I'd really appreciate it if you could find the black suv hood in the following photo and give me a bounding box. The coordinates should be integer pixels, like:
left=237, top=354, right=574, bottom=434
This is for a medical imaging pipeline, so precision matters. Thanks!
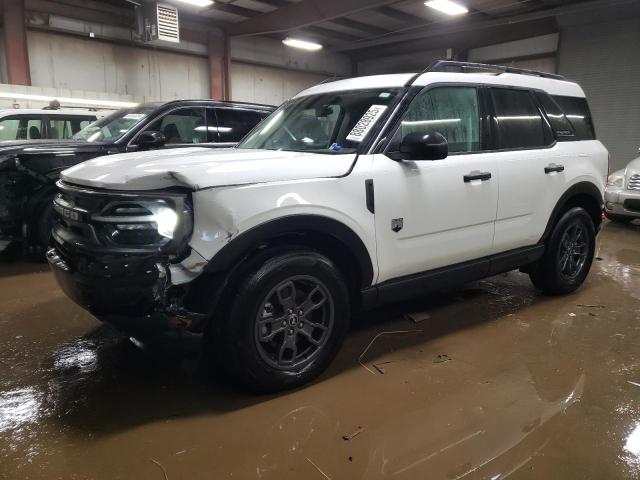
left=0, top=139, right=111, bottom=156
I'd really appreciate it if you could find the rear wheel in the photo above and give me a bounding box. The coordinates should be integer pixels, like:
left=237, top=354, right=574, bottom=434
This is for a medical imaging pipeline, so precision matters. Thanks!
left=209, top=250, right=350, bottom=393
left=530, top=207, right=595, bottom=295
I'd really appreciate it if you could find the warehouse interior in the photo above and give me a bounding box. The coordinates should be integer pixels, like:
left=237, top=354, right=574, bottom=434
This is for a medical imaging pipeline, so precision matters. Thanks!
left=1, top=0, right=640, bottom=478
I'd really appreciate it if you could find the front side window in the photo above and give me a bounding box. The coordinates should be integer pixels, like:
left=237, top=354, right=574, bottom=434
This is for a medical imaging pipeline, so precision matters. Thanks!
left=392, top=86, right=481, bottom=153
left=239, top=89, right=401, bottom=154
left=144, top=107, right=207, bottom=144
left=491, top=88, right=546, bottom=149
left=73, top=104, right=159, bottom=142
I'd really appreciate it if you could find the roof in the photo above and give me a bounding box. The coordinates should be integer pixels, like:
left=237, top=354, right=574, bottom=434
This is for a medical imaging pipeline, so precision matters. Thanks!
left=157, top=99, right=276, bottom=111
left=295, top=70, right=585, bottom=99
left=0, top=109, right=99, bottom=117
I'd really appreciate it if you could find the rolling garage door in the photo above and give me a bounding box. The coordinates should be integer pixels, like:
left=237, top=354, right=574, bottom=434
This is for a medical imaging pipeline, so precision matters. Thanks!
left=558, top=17, right=640, bottom=171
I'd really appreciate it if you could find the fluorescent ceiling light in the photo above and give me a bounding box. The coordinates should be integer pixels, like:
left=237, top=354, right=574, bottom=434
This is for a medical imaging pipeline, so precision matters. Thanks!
left=171, top=0, right=214, bottom=7
left=0, top=92, right=137, bottom=109
left=282, top=37, right=323, bottom=51
left=425, top=0, right=468, bottom=15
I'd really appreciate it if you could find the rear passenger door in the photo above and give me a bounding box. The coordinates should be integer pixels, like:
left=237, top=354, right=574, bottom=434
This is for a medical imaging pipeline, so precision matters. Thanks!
left=490, top=87, right=566, bottom=254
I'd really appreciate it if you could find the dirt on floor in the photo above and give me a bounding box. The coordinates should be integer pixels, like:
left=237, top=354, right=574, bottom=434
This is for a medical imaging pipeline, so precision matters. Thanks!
left=1, top=221, right=639, bottom=480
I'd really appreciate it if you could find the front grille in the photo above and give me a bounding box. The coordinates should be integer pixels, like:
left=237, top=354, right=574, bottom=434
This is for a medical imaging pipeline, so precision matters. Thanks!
left=628, top=174, right=640, bottom=191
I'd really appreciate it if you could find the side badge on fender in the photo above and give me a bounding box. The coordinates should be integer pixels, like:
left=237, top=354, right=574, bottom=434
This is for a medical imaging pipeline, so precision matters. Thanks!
left=391, top=218, right=403, bottom=233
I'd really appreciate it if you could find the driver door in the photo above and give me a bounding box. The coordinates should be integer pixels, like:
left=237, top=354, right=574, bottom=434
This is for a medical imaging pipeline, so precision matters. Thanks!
left=371, top=85, right=499, bottom=284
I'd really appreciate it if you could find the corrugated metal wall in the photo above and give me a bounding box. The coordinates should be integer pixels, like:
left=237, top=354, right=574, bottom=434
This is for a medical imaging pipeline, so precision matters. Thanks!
left=558, top=17, right=640, bottom=170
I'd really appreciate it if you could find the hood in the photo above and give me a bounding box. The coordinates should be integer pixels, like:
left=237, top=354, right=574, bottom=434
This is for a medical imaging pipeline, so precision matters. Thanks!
left=0, top=139, right=106, bottom=156
left=61, top=148, right=356, bottom=190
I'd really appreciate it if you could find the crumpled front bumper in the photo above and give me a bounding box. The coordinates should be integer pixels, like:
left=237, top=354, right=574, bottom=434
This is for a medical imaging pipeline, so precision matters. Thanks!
left=47, top=243, right=180, bottom=335
left=605, top=186, right=640, bottom=219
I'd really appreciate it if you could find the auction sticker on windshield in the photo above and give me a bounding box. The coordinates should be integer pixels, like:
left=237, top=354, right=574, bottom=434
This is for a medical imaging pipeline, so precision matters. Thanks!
left=346, top=105, right=388, bottom=143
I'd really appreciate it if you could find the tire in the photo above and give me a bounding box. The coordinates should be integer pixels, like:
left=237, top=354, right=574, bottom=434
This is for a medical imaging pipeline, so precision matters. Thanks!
left=34, top=199, right=55, bottom=252
left=605, top=213, right=633, bottom=224
left=208, top=249, right=350, bottom=393
left=529, top=207, right=595, bottom=295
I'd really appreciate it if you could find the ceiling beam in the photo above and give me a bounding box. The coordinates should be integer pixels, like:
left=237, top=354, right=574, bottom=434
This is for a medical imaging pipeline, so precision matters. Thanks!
left=353, top=18, right=558, bottom=60
left=226, top=0, right=402, bottom=37
left=374, top=5, right=423, bottom=25
left=338, top=0, right=625, bottom=52
left=329, top=18, right=391, bottom=36
left=203, top=2, right=260, bottom=18
left=304, top=26, right=362, bottom=43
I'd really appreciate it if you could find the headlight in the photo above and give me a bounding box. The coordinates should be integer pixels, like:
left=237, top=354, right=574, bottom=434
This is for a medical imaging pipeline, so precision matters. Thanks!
left=91, top=197, right=192, bottom=250
left=150, top=205, right=179, bottom=239
left=607, top=173, right=625, bottom=188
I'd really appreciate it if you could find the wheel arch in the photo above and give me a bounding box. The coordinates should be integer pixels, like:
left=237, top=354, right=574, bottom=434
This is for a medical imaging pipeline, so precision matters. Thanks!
left=540, top=181, right=603, bottom=243
left=202, top=214, right=375, bottom=291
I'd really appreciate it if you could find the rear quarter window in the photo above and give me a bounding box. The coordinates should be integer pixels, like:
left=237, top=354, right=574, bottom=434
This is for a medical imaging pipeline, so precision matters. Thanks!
left=551, top=95, right=596, bottom=140
left=534, top=92, right=575, bottom=141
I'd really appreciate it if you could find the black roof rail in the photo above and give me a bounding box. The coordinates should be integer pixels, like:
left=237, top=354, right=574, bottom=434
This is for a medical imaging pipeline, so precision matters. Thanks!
left=405, top=60, right=566, bottom=86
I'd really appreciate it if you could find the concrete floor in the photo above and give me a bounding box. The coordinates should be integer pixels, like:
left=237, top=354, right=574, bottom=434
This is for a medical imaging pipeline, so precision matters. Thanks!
left=0, top=221, right=639, bottom=479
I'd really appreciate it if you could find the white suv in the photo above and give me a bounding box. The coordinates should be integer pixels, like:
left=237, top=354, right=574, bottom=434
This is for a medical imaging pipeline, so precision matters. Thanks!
left=48, top=61, right=608, bottom=392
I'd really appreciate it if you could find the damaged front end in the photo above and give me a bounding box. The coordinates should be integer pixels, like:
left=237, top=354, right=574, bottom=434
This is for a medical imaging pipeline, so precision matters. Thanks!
left=0, top=154, right=26, bottom=251
left=47, top=181, right=208, bottom=336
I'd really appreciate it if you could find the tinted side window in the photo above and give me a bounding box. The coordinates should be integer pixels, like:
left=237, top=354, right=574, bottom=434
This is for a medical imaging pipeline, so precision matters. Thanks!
left=551, top=95, right=596, bottom=140
left=491, top=89, right=546, bottom=149
left=215, top=109, right=265, bottom=143
left=146, top=108, right=206, bottom=144
left=534, top=92, right=575, bottom=141
left=394, top=86, right=481, bottom=153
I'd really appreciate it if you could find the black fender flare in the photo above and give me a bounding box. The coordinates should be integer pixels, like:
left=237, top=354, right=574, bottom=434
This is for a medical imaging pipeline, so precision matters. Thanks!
left=203, top=214, right=375, bottom=288
left=539, top=181, right=604, bottom=243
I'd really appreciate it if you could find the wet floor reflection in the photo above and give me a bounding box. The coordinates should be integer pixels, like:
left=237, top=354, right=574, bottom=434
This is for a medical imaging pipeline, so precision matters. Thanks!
left=1, top=221, right=639, bottom=479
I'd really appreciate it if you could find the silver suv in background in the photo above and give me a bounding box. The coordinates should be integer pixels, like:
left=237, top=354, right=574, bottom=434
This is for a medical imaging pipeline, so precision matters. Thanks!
left=605, top=151, right=640, bottom=223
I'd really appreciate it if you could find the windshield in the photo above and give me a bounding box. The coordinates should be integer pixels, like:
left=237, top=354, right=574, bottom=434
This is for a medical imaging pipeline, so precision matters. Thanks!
left=72, top=104, right=160, bottom=142
left=239, top=89, right=401, bottom=154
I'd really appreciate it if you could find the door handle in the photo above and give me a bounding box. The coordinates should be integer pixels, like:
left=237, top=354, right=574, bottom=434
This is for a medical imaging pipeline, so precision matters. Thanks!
left=545, top=164, right=565, bottom=174
left=464, top=171, right=492, bottom=182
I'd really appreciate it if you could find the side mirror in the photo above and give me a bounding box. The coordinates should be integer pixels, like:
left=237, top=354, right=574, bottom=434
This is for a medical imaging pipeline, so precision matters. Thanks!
left=399, top=131, right=448, bottom=161
left=137, top=130, right=166, bottom=150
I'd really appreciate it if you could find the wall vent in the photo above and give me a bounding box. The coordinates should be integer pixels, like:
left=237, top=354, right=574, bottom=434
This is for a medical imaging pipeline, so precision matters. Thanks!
left=143, top=2, right=180, bottom=45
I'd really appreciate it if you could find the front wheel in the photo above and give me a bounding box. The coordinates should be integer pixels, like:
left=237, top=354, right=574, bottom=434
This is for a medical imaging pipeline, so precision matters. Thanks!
left=530, top=207, right=595, bottom=295
left=210, top=250, right=350, bottom=393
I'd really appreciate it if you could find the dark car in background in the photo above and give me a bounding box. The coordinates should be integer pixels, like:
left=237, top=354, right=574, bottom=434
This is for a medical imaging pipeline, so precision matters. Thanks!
left=0, top=99, right=275, bottom=253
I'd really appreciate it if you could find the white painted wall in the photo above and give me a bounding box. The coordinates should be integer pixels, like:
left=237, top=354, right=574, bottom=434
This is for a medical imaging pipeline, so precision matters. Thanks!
left=468, top=34, right=559, bottom=63
left=0, top=29, right=351, bottom=108
left=27, top=30, right=210, bottom=100
left=357, top=48, right=446, bottom=75
left=230, top=62, right=325, bottom=105
left=230, top=36, right=352, bottom=77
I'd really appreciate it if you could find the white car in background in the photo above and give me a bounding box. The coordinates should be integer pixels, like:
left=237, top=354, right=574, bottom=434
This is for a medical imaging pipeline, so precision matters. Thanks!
left=605, top=152, right=640, bottom=223
left=0, top=109, right=100, bottom=141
